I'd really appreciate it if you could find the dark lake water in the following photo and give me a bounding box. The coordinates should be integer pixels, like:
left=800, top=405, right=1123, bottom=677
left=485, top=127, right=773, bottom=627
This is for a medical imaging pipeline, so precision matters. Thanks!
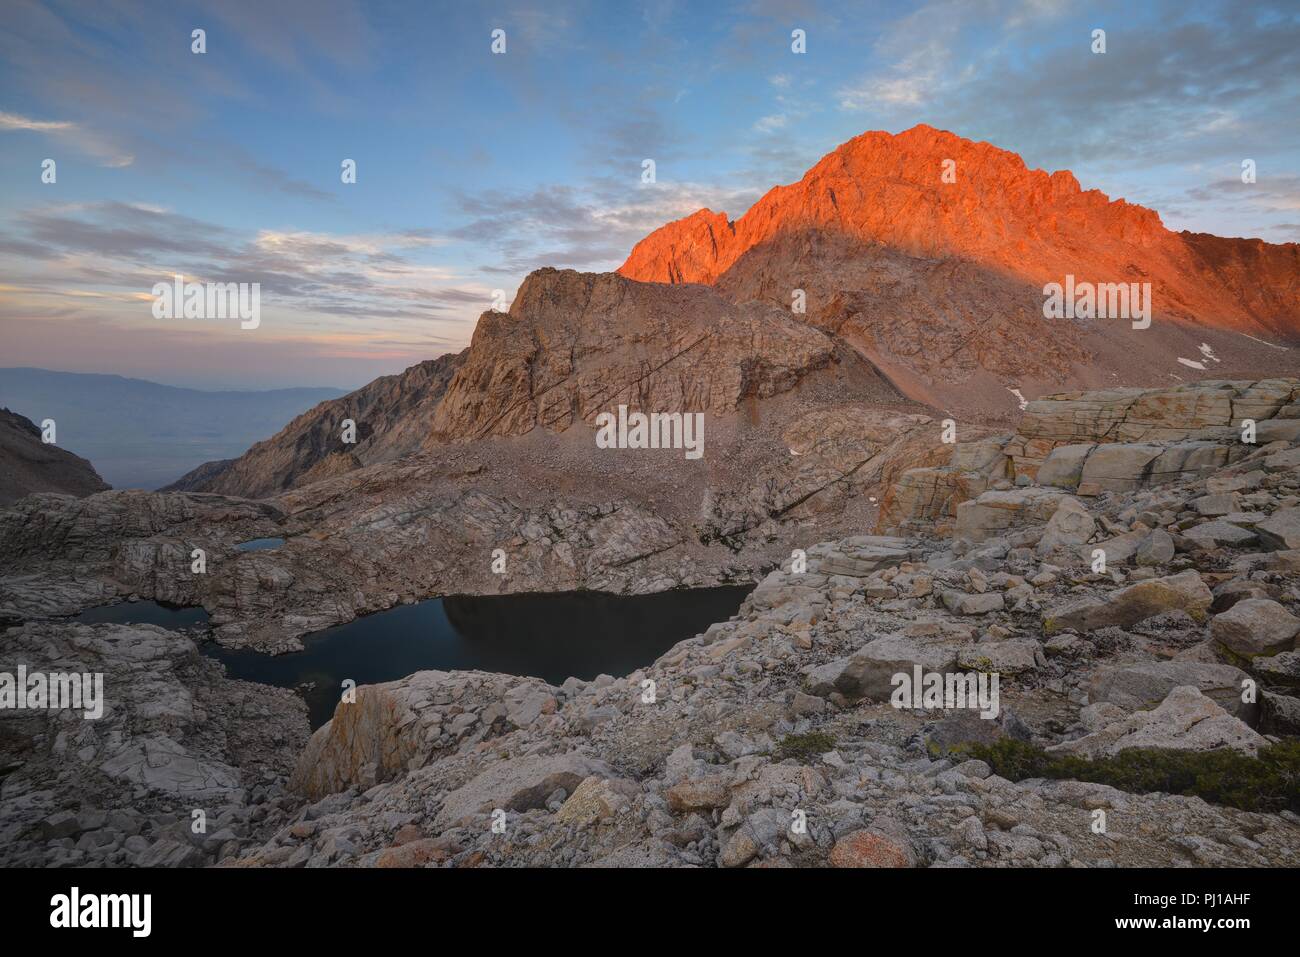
left=75, top=587, right=751, bottom=729
left=74, top=601, right=211, bottom=629
left=235, top=537, right=285, bottom=551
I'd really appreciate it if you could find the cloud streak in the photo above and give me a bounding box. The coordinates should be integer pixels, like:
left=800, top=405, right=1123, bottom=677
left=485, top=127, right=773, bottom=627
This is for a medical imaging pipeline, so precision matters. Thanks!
left=0, top=110, right=134, bottom=166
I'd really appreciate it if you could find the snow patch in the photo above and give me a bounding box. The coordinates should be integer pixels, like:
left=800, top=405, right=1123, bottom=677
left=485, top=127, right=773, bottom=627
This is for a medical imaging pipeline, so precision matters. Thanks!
left=1197, top=343, right=1220, bottom=363
left=1238, top=331, right=1288, bottom=351
left=1177, top=357, right=1207, bottom=371
left=1007, top=387, right=1029, bottom=411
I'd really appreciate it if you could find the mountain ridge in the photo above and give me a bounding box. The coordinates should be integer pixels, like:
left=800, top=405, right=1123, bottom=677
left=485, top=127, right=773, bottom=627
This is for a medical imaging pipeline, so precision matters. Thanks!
left=0, top=407, right=109, bottom=504
left=619, top=124, right=1298, bottom=338
left=165, top=125, right=1298, bottom=499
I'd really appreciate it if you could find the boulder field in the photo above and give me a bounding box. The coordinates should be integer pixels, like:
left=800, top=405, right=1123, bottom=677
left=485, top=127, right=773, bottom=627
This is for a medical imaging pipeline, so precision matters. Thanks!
left=2, top=378, right=1299, bottom=867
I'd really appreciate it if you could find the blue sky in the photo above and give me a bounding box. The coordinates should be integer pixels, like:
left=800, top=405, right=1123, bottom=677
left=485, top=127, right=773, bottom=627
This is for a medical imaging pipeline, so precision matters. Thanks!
left=1, top=0, right=1297, bottom=389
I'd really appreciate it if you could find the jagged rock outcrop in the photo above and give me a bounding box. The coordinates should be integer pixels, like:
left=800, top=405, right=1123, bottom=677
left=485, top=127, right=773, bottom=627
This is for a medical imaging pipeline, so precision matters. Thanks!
left=1085, top=660, right=1254, bottom=720
left=1044, top=571, right=1213, bottom=633
left=166, top=352, right=466, bottom=498
left=877, top=378, right=1300, bottom=534
left=429, top=269, right=836, bottom=443
left=290, top=671, right=561, bottom=800
left=873, top=434, right=1011, bottom=536
left=0, top=408, right=109, bottom=505
left=1010, top=378, right=1298, bottom=478
left=1049, top=686, right=1267, bottom=759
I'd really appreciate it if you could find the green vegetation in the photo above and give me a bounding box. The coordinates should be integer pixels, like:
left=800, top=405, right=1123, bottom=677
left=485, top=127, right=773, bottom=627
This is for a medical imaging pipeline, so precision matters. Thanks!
left=959, top=738, right=1300, bottom=814
left=775, top=731, right=837, bottom=762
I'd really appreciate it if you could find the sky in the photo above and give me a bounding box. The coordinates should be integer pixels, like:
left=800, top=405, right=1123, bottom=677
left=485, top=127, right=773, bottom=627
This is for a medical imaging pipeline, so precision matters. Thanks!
left=1, top=0, right=1297, bottom=390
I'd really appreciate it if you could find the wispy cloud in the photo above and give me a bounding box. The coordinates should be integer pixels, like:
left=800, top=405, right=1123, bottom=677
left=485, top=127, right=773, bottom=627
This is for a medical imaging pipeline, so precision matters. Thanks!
left=0, top=201, right=484, bottom=331
left=0, top=110, right=134, bottom=166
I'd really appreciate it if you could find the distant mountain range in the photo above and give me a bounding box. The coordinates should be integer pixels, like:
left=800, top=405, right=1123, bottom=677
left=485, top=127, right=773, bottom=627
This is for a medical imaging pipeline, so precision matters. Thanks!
left=0, top=368, right=345, bottom=491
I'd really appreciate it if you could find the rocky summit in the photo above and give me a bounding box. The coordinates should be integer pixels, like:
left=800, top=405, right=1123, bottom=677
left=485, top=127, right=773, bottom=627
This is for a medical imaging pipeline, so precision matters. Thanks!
left=620, top=125, right=1299, bottom=415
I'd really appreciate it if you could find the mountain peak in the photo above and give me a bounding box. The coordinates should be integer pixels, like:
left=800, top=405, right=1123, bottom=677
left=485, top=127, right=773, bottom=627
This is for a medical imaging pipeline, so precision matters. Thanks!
left=617, top=126, right=1300, bottom=344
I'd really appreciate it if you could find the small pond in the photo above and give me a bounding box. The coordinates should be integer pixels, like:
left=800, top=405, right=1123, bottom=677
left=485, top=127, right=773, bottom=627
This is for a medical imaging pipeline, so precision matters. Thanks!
left=235, top=537, right=285, bottom=551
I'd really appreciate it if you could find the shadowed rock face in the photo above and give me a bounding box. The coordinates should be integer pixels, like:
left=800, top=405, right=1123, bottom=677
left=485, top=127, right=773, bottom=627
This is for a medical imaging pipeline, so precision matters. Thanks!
left=165, top=352, right=466, bottom=499
left=0, top=621, right=308, bottom=868
left=0, top=408, right=109, bottom=505
left=165, top=271, right=844, bottom=496
left=428, top=269, right=837, bottom=443
left=0, top=392, right=943, bottom=652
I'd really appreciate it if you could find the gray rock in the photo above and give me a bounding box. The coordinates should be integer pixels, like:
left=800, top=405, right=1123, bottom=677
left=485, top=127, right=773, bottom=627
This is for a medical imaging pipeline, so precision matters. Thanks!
left=1251, top=650, right=1300, bottom=687
left=1258, top=508, right=1300, bottom=550
left=1260, top=691, right=1300, bottom=735
left=1077, top=443, right=1163, bottom=495
left=957, top=640, right=1044, bottom=675
left=1086, top=661, right=1253, bottom=720
left=1192, top=493, right=1239, bottom=517
left=838, top=635, right=960, bottom=701
left=1134, top=529, right=1175, bottom=566
left=804, top=658, right=850, bottom=697
left=135, top=838, right=207, bottom=868
left=1048, top=686, right=1266, bottom=758
left=941, top=591, right=1005, bottom=615
left=1211, top=599, right=1300, bottom=659
left=1183, top=521, right=1257, bottom=548
left=41, top=811, right=81, bottom=841
left=435, top=753, right=616, bottom=826
left=1035, top=496, right=1095, bottom=556
left=1036, top=444, right=1095, bottom=490
left=954, top=487, right=1066, bottom=542
left=1045, top=570, right=1212, bottom=634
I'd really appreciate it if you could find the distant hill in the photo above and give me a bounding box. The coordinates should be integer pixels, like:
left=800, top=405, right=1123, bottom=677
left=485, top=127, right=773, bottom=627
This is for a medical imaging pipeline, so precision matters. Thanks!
left=164, top=353, right=465, bottom=498
left=0, top=407, right=109, bottom=505
left=0, top=368, right=345, bottom=490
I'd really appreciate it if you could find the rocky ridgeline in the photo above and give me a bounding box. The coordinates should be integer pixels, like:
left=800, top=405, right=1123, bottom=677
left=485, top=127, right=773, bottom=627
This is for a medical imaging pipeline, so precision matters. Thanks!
left=165, top=353, right=466, bottom=499
left=878, top=378, right=1300, bottom=535
left=0, top=408, right=108, bottom=506
left=193, top=382, right=1299, bottom=869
